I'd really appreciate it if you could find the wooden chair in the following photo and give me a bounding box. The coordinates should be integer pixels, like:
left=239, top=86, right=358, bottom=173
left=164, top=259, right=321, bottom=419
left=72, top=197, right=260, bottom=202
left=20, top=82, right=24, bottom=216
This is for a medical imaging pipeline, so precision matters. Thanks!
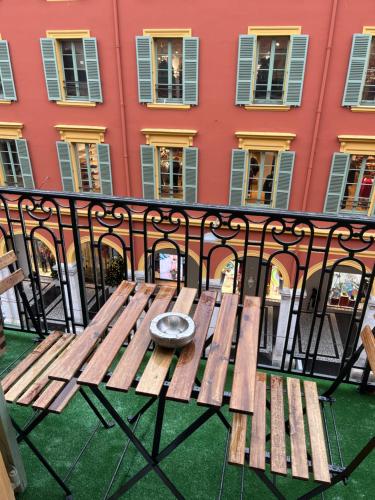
left=228, top=325, right=375, bottom=499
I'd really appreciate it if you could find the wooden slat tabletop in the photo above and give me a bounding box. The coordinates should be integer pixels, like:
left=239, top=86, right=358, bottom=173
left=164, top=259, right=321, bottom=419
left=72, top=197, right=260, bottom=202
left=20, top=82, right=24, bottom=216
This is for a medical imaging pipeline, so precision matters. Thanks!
left=270, top=376, right=287, bottom=475
left=49, top=280, right=135, bottom=382
left=197, top=293, right=239, bottom=408
left=287, top=377, right=309, bottom=480
left=249, top=372, right=267, bottom=470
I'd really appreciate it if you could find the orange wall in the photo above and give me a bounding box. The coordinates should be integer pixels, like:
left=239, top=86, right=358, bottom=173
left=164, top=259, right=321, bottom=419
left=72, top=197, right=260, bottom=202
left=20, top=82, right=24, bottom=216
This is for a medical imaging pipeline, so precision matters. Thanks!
left=1, top=0, right=374, bottom=212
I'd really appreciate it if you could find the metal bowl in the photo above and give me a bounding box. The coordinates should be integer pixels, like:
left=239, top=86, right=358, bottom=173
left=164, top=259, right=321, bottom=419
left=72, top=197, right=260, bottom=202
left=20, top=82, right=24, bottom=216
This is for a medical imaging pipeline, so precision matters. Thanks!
left=150, top=312, right=195, bottom=348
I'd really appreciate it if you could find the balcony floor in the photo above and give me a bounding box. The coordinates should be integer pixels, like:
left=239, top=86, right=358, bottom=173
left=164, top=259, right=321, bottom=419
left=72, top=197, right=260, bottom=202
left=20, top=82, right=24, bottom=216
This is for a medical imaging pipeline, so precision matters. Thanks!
left=1, top=330, right=374, bottom=500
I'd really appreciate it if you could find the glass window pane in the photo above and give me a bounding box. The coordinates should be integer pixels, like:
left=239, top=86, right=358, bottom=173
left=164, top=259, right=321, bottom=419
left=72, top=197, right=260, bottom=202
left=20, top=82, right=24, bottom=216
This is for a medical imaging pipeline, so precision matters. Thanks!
left=75, top=143, right=100, bottom=193
left=158, top=147, right=183, bottom=199
left=362, top=39, right=375, bottom=102
left=155, top=38, right=183, bottom=101
left=247, top=151, right=277, bottom=206
left=342, top=155, right=375, bottom=213
left=0, top=139, right=23, bottom=187
left=61, top=39, right=88, bottom=100
left=255, top=36, right=288, bottom=103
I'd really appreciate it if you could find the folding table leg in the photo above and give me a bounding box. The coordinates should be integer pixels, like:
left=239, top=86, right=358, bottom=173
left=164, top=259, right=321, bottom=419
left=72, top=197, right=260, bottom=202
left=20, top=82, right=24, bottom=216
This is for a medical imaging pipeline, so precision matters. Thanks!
left=127, top=395, right=157, bottom=424
left=79, top=387, right=114, bottom=429
left=253, top=469, right=286, bottom=500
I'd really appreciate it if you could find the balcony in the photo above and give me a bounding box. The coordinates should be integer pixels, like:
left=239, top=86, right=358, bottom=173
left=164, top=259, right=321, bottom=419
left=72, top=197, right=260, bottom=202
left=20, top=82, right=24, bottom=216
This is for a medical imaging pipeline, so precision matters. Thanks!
left=0, top=187, right=374, bottom=498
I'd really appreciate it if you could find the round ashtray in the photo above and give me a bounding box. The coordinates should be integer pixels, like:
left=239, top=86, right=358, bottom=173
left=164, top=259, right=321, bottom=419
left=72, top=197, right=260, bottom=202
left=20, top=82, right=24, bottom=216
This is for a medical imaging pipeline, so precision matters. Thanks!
left=150, top=312, right=195, bottom=348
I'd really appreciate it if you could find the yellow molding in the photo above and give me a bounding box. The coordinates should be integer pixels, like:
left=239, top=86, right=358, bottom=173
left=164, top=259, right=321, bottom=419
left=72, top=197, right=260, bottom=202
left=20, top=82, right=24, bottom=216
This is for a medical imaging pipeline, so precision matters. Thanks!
left=46, top=29, right=90, bottom=39
left=56, top=100, right=96, bottom=108
left=244, top=105, right=291, bottom=111
left=146, top=103, right=191, bottom=110
left=142, top=128, right=197, bottom=147
left=55, top=124, right=106, bottom=143
left=350, top=106, right=375, bottom=113
left=143, top=29, right=192, bottom=38
left=0, top=100, right=11, bottom=105
left=363, top=26, right=375, bottom=35
left=235, top=131, right=296, bottom=151
left=248, top=26, right=301, bottom=36
left=338, top=135, right=375, bottom=155
left=0, top=122, right=23, bottom=139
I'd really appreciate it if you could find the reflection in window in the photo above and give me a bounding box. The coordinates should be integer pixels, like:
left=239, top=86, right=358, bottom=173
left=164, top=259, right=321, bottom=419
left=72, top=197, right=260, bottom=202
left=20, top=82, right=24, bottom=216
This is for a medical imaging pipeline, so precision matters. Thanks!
left=60, top=39, right=88, bottom=99
left=155, top=38, right=183, bottom=102
left=73, top=143, right=100, bottom=193
left=362, top=38, right=375, bottom=103
left=0, top=75, right=4, bottom=99
left=247, top=151, right=277, bottom=206
left=158, top=146, right=183, bottom=199
left=254, top=37, right=289, bottom=103
left=341, top=155, right=375, bottom=213
left=0, top=139, right=23, bottom=187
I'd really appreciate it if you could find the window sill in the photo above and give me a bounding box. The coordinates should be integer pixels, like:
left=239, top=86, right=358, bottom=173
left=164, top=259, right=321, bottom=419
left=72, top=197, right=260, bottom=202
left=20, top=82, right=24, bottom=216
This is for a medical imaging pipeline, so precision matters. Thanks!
left=350, top=106, right=375, bottom=113
left=147, top=103, right=191, bottom=110
left=0, top=100, right=12, bottom=105
left=56, top=100, right=97, bottom=107
left=244, top=105, right=291, bottom=111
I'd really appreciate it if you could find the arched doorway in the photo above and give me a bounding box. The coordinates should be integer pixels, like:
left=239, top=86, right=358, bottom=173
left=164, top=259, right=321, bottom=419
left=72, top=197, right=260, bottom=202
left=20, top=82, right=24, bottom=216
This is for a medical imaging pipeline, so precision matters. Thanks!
left=81, top=241, right=122, bottom=285
left=147, top=247, right=199, bottom=288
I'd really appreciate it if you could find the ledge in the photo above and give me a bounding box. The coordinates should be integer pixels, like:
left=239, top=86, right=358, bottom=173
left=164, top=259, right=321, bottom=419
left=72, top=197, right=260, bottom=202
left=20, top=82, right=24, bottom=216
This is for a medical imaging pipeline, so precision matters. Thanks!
left=350, top=106, right=375, bottom=113
left=0, top=100, right=12, bottom=105
left=235, top=131, right=296, bottom=151
left=142, top=128, right=197, bottom=147
left=56, top=100, right=96, bottom=108
left=248, top=26, right=301, bottom=36
left=338, top=135, right=375, bottom=155
left=0, top=122, right=23, bottom=139
left=46, top=29, right=90, bottom=39
left=146, top=103, right=191, bottom=110
left=244, top=105, right=291, bottom=111
left=55, top=125, right=106, bottom=143
left=143, top=28, right=192, bottom=38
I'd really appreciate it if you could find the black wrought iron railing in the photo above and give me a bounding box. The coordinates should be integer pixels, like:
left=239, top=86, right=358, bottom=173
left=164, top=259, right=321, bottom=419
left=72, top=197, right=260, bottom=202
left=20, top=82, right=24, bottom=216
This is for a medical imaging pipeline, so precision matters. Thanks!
left=0, top=187, right=374, bottom=388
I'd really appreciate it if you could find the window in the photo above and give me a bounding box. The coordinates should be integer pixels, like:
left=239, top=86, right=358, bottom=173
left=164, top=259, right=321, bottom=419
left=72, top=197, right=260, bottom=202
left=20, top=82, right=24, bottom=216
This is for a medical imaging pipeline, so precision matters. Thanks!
left=0, top=140, right=23, bottom=186
left=40, top=31, right=102, bottom=105
left=362, top=37, right=375, bottom=103
left=136, top=29, right=199, bottom=108
left=235, top=27, right=309, bottom=109
left=0, top=124, right=34, bottom=188
left=0, top=40, right=17, bottom=102
left=140, top=128, right=198, bottom=202
left=254, top=37, right=289, bottom=103
left=246, top=151, right=277, bottom=205
left=55, top=125, right=112, bottom=194
left=229, top=132, right=296, bottom=208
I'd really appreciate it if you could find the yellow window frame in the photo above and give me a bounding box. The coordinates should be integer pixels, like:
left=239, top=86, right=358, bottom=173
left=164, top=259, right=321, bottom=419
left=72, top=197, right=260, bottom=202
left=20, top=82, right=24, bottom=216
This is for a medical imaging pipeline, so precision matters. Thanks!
left=142, top=29, right=192, bottom=110
left=0, top=122, right=24, bottom=185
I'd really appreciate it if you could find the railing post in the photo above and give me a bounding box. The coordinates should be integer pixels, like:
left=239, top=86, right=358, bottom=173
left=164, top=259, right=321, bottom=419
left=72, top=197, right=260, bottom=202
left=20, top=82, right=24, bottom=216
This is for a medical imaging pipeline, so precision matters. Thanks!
left=69, top=199, right=89, bottom=328
left=57, top=263, right=84, bottom=333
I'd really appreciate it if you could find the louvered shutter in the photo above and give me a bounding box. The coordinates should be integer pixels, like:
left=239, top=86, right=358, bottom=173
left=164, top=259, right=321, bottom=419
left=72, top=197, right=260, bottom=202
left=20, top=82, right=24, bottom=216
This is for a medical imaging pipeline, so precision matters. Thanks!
left=324, top=153, right=350, bottom=213
left=56, top=142, right=75, bottom=191
left=183, top=37, right=199, bottom=105
left=15, top=140, right=34, bottom=189
left=229, top=149, right=247, bottom=205
left=140, top=145, right=156, bottom=198
left=285, top=35, right=309, bottom=106
left=136, top=36, right=153, bottom=103
left=97, top=144, right=112, bottom=195
left=83, top=38, right=103, bottom=102
left=235, top=35, right=256, bottom=105
left=40, top=38, right=61, bottom=101
left=0, top=41, right=16, bottom=101
left=183, top=147, right=198, bottom=202
left=342, top=34, right=372, bottom=106
left=274, top=151, right=295, bottom=209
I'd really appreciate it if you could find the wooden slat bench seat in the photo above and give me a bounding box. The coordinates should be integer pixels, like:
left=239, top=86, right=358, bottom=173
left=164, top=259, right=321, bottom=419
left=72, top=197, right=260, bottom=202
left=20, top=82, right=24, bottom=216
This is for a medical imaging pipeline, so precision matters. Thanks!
left=361, top=325, right=375, bottom=374
left=229, top=372, right=331, bottom=485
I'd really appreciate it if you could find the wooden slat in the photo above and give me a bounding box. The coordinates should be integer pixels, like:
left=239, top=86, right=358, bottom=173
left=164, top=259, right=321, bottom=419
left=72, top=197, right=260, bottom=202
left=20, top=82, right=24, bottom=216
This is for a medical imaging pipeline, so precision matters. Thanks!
left=1, top=332, right=62, bottom=392
left=78, top=284, right=155, bottom=387
left=167, top=291, right=217, bottom=402
left=106, top=286, right=176, bottom=392
left=0, top=451, right=15, bottom=500
left=271, top=376, right=287, bottom=475
left=0, top=269, right=24, bottom=296
left=33, top=378, right=80, bottom=413
left=5, top=334, right=74, bottom=402
left=48, top=280, right=135, bottom=382
left=228, top=412, right=247, bottom=465
left=249, top=372, right=267, bottom=470
left=361, top=325, right=375, bottom=373
left=304, top=381, right=331, bottom=484
left=0, top=251, right=17, bottom=271
left=197, top=293, right=239, bottom=407
left=136, top=287, right=197, bottom=397
left=230, top=296, right=260, bottom=414
left=287, top=377, right=309, bottom=480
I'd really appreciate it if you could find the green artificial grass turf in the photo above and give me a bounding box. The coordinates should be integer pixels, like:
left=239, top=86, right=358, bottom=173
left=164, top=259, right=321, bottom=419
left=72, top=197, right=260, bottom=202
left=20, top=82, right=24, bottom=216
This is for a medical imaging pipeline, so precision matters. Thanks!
left=1, top=329, right=374, bottom=500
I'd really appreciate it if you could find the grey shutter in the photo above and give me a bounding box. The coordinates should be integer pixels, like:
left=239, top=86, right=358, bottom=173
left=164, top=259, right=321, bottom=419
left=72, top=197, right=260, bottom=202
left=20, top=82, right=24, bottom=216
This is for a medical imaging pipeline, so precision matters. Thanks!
left=183, top=37, right=199, bottom=105
left=56, top=141, right=75, bottom=191
left=97, top=144, right=112, bottom=195
left=183, top=147, right=198, bottom=202
left=235, top=35, right=256, bottom=105
left=0, top=41, right=16, bottom=100
left=285, top=35, right=309, bottom=106
left=136, top=36, right=153, bottom=103
left=15, top=140, right=34, bottom=189
left=324, top=153, right=350, bottom=214
left=274, top=151, right=295, bottom=209
left=40, top=38, right=61, bottom=101
left=140, top=145, right=156, bottom=198
left=229, top=149, right=247, bottom=205
left=342, top=34, right=371, bottom=106
left=83, top=38, right=103, bottom=102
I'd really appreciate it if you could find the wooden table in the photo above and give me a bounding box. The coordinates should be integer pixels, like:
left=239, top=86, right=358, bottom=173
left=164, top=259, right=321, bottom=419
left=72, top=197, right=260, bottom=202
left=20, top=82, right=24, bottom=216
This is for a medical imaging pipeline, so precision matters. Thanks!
left=48, top=281, right=260, bottom=499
